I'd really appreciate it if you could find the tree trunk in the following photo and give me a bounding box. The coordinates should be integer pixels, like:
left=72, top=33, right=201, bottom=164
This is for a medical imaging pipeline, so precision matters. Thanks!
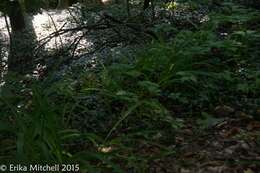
left=7, top=0, right=35, bottom=74
left=8, top=0, right=26, bottom=32
left=143, top=0, right=150, bottom=10
left=126, top=0, right=130, bottom=17
left=57, top=0, right=70, bottom=9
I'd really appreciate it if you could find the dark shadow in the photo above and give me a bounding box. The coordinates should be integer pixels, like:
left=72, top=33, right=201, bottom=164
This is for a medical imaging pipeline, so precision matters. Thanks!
left=7, top=0, right=37, bottom=74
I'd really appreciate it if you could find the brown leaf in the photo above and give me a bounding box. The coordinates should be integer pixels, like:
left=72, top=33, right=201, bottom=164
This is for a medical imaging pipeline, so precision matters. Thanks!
left=223, top=127, right=240, bottom=138
left=183, top=129, right=193, bottom=136
left=235, top=111, right=253, bottom=120
left=183, top=152, right=196, bottom=158
left=247, top=121, right=260, bottom=131
left=214, top=105, right=235, bottom=117
left=244, top=168, right=254, bottom=173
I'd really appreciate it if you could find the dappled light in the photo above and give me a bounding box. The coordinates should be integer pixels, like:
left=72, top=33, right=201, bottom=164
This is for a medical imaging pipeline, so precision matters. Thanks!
left=0, top=3, right=96, bottom=84
left=0, top=0, right=260, bottom=173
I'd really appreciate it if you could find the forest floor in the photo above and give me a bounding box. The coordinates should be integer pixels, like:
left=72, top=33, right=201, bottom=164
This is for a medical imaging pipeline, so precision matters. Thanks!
left=1, top=2, right=260, bottom=173
left=151, top=113, right=260, bottom=173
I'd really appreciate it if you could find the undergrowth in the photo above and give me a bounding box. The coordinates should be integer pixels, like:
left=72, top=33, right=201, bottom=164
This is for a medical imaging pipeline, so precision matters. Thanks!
left=0, top=1, right=260, bottom=172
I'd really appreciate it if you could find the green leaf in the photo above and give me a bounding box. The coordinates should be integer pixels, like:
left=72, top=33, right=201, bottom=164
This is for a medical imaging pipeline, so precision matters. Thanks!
left=138, top=81, right=161, bottom=95
left=197, top=112, right=224, bottom=129
left=105, top=101, right=143, bottom=141
left=237, top=83, right=249, bottom=93
left=115, top=90, right=138, bottom=102
left=125, top=70, right=142, bottom=78
left=0, top=121, right=15, bottom=133
left=176, top=71, right=198, bottom=83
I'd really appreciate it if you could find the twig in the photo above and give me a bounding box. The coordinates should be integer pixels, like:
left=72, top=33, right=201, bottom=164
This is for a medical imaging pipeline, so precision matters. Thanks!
left=33, top=21, right=68, bottom=56
left=46, top=12, right=64, bottom=48
left=35, top=21, right=108, bottom=52
left=67, top=8, right=80, bottom=24
left=4, top=15, right=12, bottom=47
left=103, top=13, right=158, bottom=40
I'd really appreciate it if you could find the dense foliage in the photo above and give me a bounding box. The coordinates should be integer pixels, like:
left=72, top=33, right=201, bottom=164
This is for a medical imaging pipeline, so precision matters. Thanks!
left=0, top=0, right=260, bottom=172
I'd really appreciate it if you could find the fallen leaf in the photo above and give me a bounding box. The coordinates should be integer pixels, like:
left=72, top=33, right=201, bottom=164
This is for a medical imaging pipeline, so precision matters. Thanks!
left=247, top=121, right=260, bottom=130
left=244, top=168, right=254, bottom=173
left=214, top=105, right=235, bottom=117
left=223, top=127, right=240, bottom=138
